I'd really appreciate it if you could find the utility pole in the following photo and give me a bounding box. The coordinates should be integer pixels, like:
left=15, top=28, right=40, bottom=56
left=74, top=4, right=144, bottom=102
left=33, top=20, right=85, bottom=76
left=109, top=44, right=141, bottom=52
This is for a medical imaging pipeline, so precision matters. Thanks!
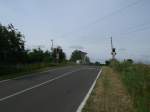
left=51, top=39, right=54, bottom=51
left=110, top=37, right=116, bottom=60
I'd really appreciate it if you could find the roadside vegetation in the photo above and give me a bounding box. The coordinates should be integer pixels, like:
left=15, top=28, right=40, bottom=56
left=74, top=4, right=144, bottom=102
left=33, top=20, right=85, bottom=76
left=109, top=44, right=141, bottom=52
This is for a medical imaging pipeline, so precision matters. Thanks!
left=111, top=60, right=150, bottom=112
left=83, top=67, right=134, bottom=112
left=83, top=60, right=150, bottom=112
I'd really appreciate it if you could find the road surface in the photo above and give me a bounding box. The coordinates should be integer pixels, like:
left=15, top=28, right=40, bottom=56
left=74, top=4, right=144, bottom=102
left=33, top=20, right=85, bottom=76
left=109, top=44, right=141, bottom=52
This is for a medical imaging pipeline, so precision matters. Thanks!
left=0, top=65, right=100, bottom=112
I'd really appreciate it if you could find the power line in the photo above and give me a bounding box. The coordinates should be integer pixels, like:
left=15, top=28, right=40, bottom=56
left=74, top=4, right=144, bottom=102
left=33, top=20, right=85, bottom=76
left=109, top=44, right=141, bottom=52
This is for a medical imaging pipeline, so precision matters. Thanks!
left=117, top=21, right=150, bottom=36
left=61, top=0, right=143, bottom=37
left=126, top=21, right=150, bottom=30
left=123, top=25, right=150, bottom=35
left=83, top=0, right=143, bottom=28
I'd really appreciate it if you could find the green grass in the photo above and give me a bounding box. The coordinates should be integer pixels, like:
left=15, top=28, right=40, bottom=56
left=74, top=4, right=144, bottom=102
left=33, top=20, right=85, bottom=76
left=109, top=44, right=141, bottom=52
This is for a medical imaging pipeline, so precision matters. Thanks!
left=111, top=61, right=150, bottom=112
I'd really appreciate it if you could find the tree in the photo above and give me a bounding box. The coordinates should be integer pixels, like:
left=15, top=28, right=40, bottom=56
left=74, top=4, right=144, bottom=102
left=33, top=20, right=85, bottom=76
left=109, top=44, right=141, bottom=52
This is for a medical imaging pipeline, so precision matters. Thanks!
left=52, top=46, right=66, bottom=63
left=126, top=59, right=134, bottom=64
left=70, top=50, right=83, bottom=62
left=0, top=24, right=25, bottom=64
left=70, top=50, right=90, bottom=64
left=95, top=61, right=101, bottom=66
left=27, top=48, right=53, bottom=63
left=27, top=48, right=44, bottom=63
left=105, top=60, right=110, bottom=65
left=43, top=50, right=53, bottom=62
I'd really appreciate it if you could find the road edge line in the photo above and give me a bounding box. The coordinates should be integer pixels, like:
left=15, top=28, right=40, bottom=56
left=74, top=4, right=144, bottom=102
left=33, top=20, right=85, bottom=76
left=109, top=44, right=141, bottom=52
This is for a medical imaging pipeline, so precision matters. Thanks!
left=76, top=68, right=102, bottom=112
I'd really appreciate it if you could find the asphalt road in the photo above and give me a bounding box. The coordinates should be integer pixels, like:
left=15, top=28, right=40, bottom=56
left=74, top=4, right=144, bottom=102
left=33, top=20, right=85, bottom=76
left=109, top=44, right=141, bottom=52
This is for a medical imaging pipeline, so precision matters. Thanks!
left=0, top=65, right=100, bottom=112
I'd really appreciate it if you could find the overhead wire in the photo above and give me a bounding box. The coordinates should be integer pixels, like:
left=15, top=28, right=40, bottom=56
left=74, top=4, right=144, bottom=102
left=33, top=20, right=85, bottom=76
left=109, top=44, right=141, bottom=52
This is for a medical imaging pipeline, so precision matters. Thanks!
left=123, top=25, right=150, bottom=35
left=60, top=0, right=143, bottom=37
left=118, top=21, right=150, bottom=36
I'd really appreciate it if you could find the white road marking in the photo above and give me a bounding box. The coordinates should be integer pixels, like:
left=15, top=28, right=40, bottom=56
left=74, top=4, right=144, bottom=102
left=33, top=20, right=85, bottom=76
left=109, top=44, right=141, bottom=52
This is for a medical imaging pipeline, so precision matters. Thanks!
left=0, top=79, right=11, bottom=83
left=76, top=69, right=102, bottom=112
left=0, top=66, right=72, bottom=84
left=0, top=68, right=84, bottom=102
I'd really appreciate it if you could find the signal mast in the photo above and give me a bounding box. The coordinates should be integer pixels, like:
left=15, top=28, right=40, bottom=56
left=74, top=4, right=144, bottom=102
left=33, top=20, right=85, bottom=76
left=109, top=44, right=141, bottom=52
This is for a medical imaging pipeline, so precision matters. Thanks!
left=111, top=37, right=116, bottom=60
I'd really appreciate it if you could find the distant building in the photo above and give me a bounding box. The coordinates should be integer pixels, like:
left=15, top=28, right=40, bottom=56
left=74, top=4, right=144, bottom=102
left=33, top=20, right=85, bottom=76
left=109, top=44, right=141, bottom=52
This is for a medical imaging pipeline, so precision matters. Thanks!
left=76, top=60, right=81, bottom=64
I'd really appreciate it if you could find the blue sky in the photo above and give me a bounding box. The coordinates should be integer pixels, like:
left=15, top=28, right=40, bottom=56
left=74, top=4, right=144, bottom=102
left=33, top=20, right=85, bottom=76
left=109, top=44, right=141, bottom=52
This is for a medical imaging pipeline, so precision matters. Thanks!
left=0, top=0, right=150, bottom=63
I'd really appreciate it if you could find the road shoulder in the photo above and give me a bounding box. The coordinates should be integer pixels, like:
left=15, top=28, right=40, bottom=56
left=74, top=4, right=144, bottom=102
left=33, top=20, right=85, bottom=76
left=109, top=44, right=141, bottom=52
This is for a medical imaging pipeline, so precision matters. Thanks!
left=82, top=67, right=135, bottom=112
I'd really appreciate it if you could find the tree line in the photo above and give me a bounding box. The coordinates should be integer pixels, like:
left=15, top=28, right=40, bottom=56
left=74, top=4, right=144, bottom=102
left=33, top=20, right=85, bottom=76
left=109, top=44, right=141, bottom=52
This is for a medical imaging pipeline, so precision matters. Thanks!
left=0, top=23, right=92, bottom=65
left=0, top=24, right=67, bottom=65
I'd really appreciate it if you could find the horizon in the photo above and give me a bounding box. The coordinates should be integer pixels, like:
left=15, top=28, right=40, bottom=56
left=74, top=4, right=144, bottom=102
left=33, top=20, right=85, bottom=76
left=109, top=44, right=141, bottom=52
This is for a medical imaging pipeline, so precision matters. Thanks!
left=0, top=0, right=150, bottom=63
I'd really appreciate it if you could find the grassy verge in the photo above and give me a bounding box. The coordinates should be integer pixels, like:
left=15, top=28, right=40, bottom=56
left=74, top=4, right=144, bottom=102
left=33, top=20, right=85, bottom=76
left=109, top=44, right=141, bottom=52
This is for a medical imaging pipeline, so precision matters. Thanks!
left=111, top=62, right=150, bottom=112
left=83, top=67, right=134, bottom=112
left=0, top=63, right=71, bottom=80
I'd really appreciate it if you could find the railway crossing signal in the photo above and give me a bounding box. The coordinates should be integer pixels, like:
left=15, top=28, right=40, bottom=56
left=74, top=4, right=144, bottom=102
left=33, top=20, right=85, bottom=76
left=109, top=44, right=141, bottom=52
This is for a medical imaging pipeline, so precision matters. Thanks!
left=111, top=37, right=117, bottom=60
